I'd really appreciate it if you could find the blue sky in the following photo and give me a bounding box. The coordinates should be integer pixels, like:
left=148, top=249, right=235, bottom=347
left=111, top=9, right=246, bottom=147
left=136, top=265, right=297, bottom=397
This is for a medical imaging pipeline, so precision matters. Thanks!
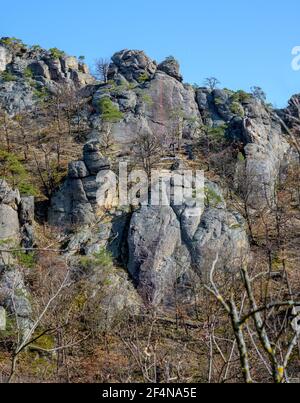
left=0, top=0, right=299, bottom=107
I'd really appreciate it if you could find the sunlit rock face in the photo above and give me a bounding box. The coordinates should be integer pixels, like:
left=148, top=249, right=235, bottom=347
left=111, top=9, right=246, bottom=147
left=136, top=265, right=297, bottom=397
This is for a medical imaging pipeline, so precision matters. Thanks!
left=0, top=39, right=94, bottom=114
left=0, top=46, right=12, bottom=72
left=92, top=50, right=201, bottom=149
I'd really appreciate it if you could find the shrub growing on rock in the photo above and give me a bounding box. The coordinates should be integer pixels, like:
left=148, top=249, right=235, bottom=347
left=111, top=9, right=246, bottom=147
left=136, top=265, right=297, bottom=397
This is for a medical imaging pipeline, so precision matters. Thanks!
left=1, top=71, right=15, bottom=82
left=230, top=101, right=244, bottom=117
left=0, top=150, right=38, bottom=196
left=137, top=72, right=149, bottom=84
left=49, top=47, right=66, bottom=59
left=98, top=97, right=124, bottom=123
left=0, top=37, right=26, bottom=52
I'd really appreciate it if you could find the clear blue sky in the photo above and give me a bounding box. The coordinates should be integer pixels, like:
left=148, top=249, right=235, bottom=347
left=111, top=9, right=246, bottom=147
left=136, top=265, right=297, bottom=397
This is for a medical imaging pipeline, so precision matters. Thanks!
left=1, top=0, right=299, bottom=107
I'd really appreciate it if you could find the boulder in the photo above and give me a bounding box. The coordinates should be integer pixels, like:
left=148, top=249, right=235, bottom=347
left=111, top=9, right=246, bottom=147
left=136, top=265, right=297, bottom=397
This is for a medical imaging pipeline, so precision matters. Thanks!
left=83, top=140, right=110, bottom=175
left=108, top=49, right=157, bottom=83
left=68, top=161, right=89, bottom=179
left=0, top=80, right=36, bottom=115
left=0, top=204, right=20, bottom=240
left=158, top=57, right=183, bottom=82
left=191, top=208, right=249, bottom=280
left=128, top=206, right=181, bottom=305
left=20, top=196, right=35, bottom=225
left=48, top=177, right=95, bottom=226
left=29, top=61, right=51, bottom=80
left=61, top=56, right=78, bottom=73
left=48, top=139, right=112, bottom=226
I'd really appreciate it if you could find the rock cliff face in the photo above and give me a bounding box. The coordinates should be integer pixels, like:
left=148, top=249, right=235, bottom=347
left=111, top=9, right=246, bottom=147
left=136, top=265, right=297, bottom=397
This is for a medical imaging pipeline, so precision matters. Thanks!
left=127, top=201, right=249, bottom=306
left=49, top=138, right=249, bottom=306
left=48, top=138, right=110, bottom=226
left=0, top=43, right=297, bottom=321
left=0, top=180, right=34, bottom=336
left=89, top=51, right=290, bottom=210
left=0, top=38, right=94, bottom=114
left=45, top=48, right=296, bottom=308
left=241, top=100, right=290, bottom=208
left=195, top=88, right=290, bottom=209
left=92, top=50, right=201, bottom=147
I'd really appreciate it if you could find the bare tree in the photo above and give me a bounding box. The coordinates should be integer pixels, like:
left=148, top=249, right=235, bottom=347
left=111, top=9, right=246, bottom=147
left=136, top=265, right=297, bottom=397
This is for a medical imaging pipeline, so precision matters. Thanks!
left=204, top=77, right=220, bottom=91
left=205, top=256, right=300, bottom=383
left=133, top=131, right=163, bottom=180
left=168, top=108, right=185, bottom=154
left=251, top=86, right=267, bottom=103
left=95, top=58, right=110, bottom=83
left=14, top=109, right=32, bottom=162
left=7, top=258, right=73, bottom=383
left=0, top=109, right=13, bottom=152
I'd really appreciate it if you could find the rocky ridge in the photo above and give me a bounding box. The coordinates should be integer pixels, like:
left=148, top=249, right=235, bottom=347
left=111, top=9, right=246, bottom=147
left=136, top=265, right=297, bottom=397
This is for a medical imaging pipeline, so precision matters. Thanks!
left=0, top=43, right=297, bottom=328
left=0, top=37, right=94, bottom=114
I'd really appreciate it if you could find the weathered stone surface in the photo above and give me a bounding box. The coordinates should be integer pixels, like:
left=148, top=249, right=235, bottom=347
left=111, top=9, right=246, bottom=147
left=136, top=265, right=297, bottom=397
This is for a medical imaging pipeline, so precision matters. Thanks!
left=83, top=140, right=110, bottom=175
left=49, top=178, right=95, bottom=226
left=20, top=196, right=35, bottom=225
left=61, top=56, right=78, bottom=73
left=95, top=268, right=141, bottom=329
left=277, top=94, right=300, bottom=127
left=117, top=90, right=137, bottom=111
left=0, top=306, right=6, bottom=331
left=0, top=181, right=34, bottom=337
left=240, top=100, right=290, bottom=208
left=128, top=206, right=181, bottom=305
left=29, top=60, right=51, bottom=80
left=0, top=45, right=12, bottom=72
left=126, top=179, right=249, bottom=305
left=191, top=208, right=249, bottom=279
left=49, top=137, right=114, bottom=226
left=0, top=41, right=94, bottom=114
left=79, top=62, right=89, bottom=75
left=158, top=57, right=183, bottom=82
left=195, top=87, right=290, bottom=209
left=97, top=70, right=201, bottom=149
left=196, top=88, right=211, bottom=112
left=108, top=49, right=157, bottom=83
left=143, top=72, right=201, bottom=138
left=68, top=161, right=89, bottom=179
left=0, top=179, right=21, bottom=206
left=71, top=254, right=141, bottom=330
left=71, top=69, right=95, bottom=87
left=0, top=80, right=36, bottom=114
left=0, top=205, right=20, bottom=240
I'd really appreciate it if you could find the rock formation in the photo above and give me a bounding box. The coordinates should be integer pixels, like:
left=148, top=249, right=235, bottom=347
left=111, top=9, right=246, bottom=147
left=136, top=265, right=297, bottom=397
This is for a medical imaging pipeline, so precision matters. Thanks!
left=0, top=180, right=34, bottom=336
left=0, top=38, right=94, bottom=114
left=44, top=48, right=297, bottom=309
left=0, top=40, right=298, bottom=328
